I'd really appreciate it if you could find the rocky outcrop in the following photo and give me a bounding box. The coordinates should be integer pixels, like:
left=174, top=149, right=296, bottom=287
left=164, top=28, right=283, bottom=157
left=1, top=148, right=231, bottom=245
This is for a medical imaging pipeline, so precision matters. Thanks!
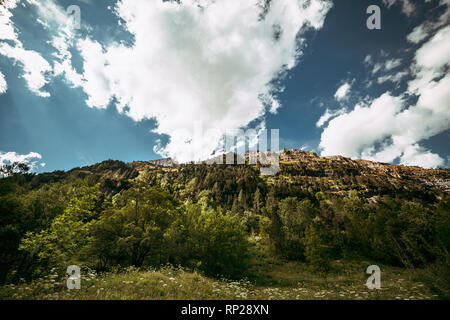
left=131, top=157, right=179, bottom=169
left=129, top=149, right=450, bottom=194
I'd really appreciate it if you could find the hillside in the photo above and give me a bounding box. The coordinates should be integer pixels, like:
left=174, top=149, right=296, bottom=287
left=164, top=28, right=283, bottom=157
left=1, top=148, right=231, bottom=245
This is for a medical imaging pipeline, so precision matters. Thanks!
left=21, top=148, right=448, bottom=201
left=124, top=149, right=450, bottom=197
left=13, top=148, right=449, bottom=199
left=0, top=149, right=449, bottom=299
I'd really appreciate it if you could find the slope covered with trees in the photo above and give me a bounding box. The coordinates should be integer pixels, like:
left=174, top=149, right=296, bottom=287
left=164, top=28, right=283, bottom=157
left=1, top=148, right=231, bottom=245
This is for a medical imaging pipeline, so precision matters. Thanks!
left=0, top=149, right=449, bottom=297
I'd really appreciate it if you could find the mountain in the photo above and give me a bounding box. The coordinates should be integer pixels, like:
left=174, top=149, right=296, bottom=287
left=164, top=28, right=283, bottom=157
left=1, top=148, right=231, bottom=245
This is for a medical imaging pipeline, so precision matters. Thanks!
left=17, top=149, right=448, bottom=202
left=119, top=148, right=449, bottom=200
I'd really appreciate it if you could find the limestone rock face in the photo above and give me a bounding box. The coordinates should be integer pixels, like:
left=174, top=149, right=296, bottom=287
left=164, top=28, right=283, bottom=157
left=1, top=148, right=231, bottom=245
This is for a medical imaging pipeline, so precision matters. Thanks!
left=131, top=157, right=179, bottom=169
left=270, top=149, right=450, bottom=194
left=147, top=158, right=179, bottom=168
left=128, top=149, right=449, bottom=195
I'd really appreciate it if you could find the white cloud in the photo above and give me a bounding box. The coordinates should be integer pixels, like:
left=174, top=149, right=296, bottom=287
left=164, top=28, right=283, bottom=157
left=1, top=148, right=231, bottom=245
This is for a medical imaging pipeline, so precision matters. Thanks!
left=0, top=0, right=58, bottom=97
left=0, top=0, right=20, bottom=41
left=0, top=0, right=81, bottom=96
left=26, top=0, right=83, bottom=88
left=406, top=0, right=450, bottom=44
left=0, top=71, right=7, bottom=94
left=77, top=39, right=111, bottom=107
left=0, top=43, right=52, bottom=97
left=316, top=108, right=345, bottom=127
left=407, top=24, right=428, bottom=44
left=365, top=54, right=407, bottom=85
left=400, top=0, right=416, bottom=16
left=319, top=93, right=405, bottom=159
left=369, top=58, right=402, bottom=75
left=52, top=35, right=84, bottom=88
left=319, top=17, right=450, bottom=168
left=400, top=144, right=444, bottom=168
left=0, top=151, right=43, bottom=173
left=334, top=82, right=351, bottom=101
left=75, top=0, right=333, bottom=162
left=377, top=70, right=408, bottom=84
left=384, top=58, right=402, bottom=71
left=413, top=25, right=450, bottom=75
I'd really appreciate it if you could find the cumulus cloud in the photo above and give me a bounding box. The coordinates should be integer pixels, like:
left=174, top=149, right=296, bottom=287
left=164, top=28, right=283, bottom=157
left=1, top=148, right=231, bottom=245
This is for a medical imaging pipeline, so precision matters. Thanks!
left=320, top=93, right=405, bottom=159
left=334, top=82, right=352, bottom=101
left=0, top=43, right=52, bottom=97
left=0, top=151, right=44, bottom=172
left=1, top=0, right=333, bottom=163
left=318, top=7, right=450, bottom=169
left=0, top=0, right=18, bottom=41
left=400, top=144, right=444, bottom=168
left=75, top=0, right=332, bottom=162
left=0, top=71, right=7, bottom=94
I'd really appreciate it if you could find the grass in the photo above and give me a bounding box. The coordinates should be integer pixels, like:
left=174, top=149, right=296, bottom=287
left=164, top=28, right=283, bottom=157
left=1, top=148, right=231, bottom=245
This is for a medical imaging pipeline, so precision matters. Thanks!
left=0, top=260, right=439, bottom=300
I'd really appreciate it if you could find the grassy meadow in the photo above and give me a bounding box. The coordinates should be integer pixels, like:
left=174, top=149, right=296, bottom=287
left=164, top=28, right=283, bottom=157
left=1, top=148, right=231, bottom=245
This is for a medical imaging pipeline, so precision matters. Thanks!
left=0, top=259, right=439, bottom=300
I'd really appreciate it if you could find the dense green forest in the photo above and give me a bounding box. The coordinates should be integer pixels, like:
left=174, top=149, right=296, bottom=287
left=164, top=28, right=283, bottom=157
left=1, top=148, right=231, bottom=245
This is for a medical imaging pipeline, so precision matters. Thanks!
left=0, top=150, right=449, bottom=298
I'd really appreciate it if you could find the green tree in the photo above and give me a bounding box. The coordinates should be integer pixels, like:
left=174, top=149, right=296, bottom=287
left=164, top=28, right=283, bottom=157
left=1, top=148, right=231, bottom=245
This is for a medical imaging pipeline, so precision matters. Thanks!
left=167, top=203, right=251, bottom=279
left=0, top=162, right=30, bottom=178
left=253, top=188, right=263, bottom=213
left=88, top=185, right=179, bottom=267
left=19, top=185, right=100, bottom=276
left=0, top=194, right=26, bottom=283
left=304, top=217, right=331, bottom=273
left=264, top=190, right=284, bottom=254
left=343, top=191, right=371, bottom=255
left=278, top=197, right=315, bottom=259
left=238, top=189, right=246, bottom=210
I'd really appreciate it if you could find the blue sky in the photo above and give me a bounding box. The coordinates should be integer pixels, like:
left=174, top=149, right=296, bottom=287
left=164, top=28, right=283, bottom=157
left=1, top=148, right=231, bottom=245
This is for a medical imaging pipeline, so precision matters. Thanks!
left=0, top=0, right=449, bottom=173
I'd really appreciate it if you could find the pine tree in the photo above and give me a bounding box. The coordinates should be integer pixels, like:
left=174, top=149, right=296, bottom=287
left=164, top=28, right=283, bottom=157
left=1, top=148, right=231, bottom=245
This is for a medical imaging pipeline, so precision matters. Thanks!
left=238, top=189, right=246, bottom=210
left=231, top=196, right=240, bottom=215
left=253, top=188, right=263, bottom=213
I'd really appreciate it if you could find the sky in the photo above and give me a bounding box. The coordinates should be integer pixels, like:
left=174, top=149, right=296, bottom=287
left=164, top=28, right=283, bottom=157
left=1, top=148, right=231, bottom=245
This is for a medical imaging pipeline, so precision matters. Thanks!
left=0, top=0, right=449, bottom=173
